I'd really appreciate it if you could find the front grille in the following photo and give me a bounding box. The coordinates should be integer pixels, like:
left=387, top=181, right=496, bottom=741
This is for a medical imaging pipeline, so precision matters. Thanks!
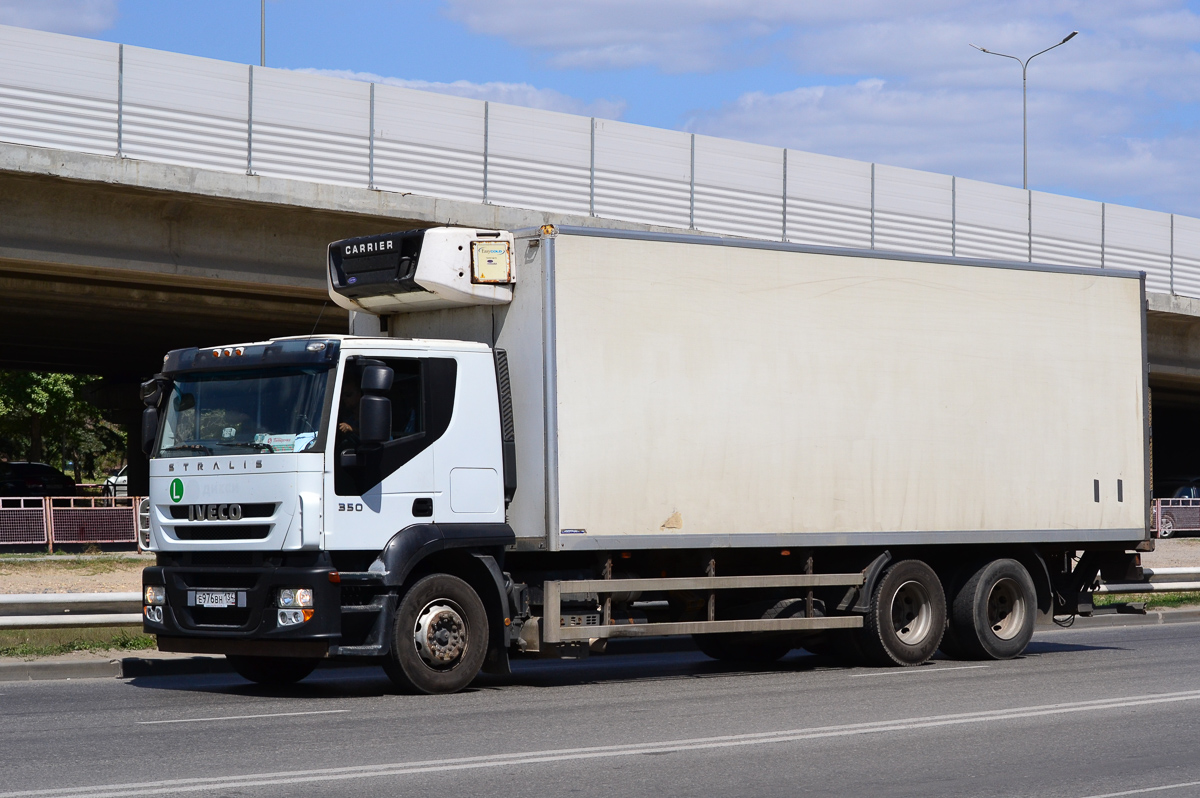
left=170, top=525, right=271, bottom=541
left=168, top=503, right=277, bottom=520
left=186, top=606, right=253, bottom=627
left=184, top=552, right=258, bottom=567
left=176, top=572, right=260, bottom=589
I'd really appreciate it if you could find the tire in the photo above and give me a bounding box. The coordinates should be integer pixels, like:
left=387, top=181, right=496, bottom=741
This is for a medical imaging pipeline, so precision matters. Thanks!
left=226, top=655, right=319, bottom=685
left=1160, top=515, right=1175, bottom=538
left=859, top=559, right=946, bottom=667
left=948, top=558, right=1036, bottom=660
left=383, top=573, right=489, bottom=694
left=692, top=598, right=810, bottom=663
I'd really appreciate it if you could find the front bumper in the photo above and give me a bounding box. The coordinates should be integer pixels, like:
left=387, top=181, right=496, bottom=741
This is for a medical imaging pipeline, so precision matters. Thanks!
left=142, top=557, right=340, bottom=657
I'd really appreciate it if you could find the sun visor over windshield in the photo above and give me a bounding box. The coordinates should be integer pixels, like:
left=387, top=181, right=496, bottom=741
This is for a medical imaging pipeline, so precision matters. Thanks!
left=162, top=339, right=341, bottom=377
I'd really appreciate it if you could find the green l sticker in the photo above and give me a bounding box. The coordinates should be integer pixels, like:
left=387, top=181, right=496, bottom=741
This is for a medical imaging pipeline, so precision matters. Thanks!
left=169, top=478, right=184, bottom=503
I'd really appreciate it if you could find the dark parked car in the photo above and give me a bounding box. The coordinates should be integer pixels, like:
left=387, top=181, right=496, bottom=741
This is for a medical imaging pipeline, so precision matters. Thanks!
left=0, top=462, right=76, bottom=497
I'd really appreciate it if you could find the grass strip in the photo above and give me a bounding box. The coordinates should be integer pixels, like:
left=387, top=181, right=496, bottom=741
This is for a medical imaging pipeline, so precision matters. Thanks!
left=0, top=630, right=156, bottom=659
left=1095, top=591, right=1200, bottom=610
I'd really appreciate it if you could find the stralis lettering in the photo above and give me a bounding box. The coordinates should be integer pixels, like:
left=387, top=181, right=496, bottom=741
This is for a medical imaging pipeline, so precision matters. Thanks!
left=345, top=239, right=394, bottom=257
left=168, top=460, right=263, bottom=472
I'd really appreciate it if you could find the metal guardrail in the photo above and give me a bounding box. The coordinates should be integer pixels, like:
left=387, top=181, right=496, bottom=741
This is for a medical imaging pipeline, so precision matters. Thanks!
left=0, top=497, right=141, bottom=550
left=1098, top=567, right=1200, bottom=594
left=0, top=592, right=141, bottom=629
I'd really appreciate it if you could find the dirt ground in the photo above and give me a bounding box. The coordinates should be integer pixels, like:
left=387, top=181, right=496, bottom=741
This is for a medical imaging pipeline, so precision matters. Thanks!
left=0, top=555, right=150, bottom=594
left=0, top=538, right=1198, bottom=595
left=1138, top=537, right=1200, bottom=568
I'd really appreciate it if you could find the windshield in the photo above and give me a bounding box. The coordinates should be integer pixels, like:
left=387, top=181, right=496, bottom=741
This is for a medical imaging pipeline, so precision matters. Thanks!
left=157, top=367, right=332, bottom=457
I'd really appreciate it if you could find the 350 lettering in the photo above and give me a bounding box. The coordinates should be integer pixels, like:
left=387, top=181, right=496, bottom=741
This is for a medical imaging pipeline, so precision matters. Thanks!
left=338, top=503, right=364, bottom=512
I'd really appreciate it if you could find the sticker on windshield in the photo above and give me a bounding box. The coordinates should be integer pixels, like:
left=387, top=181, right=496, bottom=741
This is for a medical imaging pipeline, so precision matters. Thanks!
left=169, top=478, right=184, bottom=503
left=254, top=433, right=298, bottom=453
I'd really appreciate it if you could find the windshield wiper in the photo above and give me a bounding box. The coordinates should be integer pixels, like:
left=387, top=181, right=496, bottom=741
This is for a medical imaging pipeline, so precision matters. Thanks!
left=161, top=444, right=214, bottom=455
left=221, top=442, right=276, bottom=453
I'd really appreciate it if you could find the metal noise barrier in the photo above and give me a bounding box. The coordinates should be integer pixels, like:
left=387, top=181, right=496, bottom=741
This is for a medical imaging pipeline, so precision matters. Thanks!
left=0, top=24, right=1195, bottom=297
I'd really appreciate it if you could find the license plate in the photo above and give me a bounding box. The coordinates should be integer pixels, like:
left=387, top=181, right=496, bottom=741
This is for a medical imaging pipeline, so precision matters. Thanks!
left=196, top=591, right=237, bottom=608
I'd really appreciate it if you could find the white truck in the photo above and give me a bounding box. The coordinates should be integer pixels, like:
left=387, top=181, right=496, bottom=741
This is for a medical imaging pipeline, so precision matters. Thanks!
left=139, top=225, right=1151, bottom=693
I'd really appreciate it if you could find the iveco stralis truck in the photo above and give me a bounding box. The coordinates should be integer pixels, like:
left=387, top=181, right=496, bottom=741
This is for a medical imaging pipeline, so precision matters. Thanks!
left=139, top=225, right=1151, bottom=693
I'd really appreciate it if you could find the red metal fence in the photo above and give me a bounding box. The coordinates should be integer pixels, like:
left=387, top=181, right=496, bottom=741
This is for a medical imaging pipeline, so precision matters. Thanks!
left=1154, top=499, right=1200, bottom=538
left=0, top=497, right=140, bottom=549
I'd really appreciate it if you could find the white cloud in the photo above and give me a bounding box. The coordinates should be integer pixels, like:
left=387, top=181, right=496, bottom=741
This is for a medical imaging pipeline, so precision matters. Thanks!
left=300, top=69, right=626, bottom=120
left=0, top=0, right=116, bottom=35
left=441, top=0, right=1200, bottom=214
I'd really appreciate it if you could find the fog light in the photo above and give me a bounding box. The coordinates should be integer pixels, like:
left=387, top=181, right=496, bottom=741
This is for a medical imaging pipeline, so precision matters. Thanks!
left=278, top=588, right=313, bottom=608
left=144, top=585, right=166, bottom=606
left=278, top=609, right=305, bottom=626
left=143, top=606, right=163, bottom=623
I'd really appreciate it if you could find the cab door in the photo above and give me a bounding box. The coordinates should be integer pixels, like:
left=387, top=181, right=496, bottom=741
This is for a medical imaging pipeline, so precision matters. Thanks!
left=323, top=355, right=457, bottom=551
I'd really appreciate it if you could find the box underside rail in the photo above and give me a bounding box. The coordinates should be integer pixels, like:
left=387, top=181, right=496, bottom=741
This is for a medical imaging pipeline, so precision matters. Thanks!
left=542, top=574, right=866, bottom=643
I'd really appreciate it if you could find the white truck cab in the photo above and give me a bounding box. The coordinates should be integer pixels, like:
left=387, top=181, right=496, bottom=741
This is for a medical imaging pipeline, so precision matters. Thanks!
left=143, top=336, right=507, bottom=555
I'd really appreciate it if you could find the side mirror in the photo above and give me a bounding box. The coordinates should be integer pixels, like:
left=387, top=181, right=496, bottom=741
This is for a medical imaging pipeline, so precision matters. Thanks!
left=358, top=395, right=392, bottom=444
left=361, top=364, right=394, bottom=394
left=141, top=407, right=159, bottom=457
left=140, top=376, right=170, bottom=408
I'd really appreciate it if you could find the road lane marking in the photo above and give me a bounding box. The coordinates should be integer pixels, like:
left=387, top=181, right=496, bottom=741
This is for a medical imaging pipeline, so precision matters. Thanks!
left=9, top=689, right=1200, bottom=798
left=1082, top=780, right=1200, bottom=797
left=138, top=709, right=350, bottom=725
left=849, top=665, right=989, bottom=677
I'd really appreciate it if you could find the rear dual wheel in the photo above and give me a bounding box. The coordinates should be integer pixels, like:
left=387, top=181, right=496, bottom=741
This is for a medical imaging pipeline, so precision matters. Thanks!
left=944, top=558, right=1036, bottom=660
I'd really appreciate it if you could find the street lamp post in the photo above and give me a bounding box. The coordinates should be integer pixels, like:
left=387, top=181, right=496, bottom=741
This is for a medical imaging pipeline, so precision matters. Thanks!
left=970, top=31, right=1078, bottom=190
left=260, top=0, right=266, bottom=67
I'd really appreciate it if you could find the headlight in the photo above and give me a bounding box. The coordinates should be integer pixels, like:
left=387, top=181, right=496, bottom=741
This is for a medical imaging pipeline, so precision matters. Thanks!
left=144, top=585, right=166, bottom=606
left=278, top=588, right=313, bottom=608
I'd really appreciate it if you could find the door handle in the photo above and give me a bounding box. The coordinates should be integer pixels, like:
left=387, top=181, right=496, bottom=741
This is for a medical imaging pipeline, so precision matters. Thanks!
left=412, top=497, right=433, bottom=517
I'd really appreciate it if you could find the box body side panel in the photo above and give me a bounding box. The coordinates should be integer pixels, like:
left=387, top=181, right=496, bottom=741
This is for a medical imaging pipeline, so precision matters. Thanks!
left=551, top=234, right=1146, bottom=546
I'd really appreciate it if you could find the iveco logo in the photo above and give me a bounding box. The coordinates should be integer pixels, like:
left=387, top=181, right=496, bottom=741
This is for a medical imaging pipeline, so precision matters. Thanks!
left=344, top=239, right=394, bottom=257
left=188, top=504, right=243, bottom=522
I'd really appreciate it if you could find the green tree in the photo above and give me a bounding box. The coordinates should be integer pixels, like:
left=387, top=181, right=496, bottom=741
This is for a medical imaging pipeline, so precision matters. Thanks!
left=0, top=372, right=126, bottom=482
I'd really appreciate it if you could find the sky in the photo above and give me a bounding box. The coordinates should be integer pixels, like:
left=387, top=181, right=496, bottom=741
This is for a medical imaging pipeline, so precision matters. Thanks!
left=3, top=0, right=1200, bottom=215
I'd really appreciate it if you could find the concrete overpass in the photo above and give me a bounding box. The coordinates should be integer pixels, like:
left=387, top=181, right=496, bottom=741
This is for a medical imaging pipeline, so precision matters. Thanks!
left=3, top=21, right=1200, bottom=496
left=4, top=139, right=1200, bottom=496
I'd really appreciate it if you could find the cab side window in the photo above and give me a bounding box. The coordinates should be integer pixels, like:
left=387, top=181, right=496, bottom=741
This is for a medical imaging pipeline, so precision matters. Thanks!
left=333, top=356, right=457, bottom=496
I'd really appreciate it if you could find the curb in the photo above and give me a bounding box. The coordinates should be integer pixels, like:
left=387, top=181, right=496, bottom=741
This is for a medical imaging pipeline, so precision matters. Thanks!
left=0, top=658, right=122, bottom=681
left=1067, top=608, right=1200, bottom=629
left=0, top=655, right=231, bottom=682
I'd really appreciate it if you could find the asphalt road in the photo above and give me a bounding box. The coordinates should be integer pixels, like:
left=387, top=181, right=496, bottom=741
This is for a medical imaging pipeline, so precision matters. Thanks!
left=2, top=621, right=1200, bottom=798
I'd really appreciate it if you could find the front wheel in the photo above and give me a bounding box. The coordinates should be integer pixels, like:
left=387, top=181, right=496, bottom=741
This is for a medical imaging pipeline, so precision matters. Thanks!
left=226, top=655, right=319, bottom=685
left=859, top=560, right=946, bottom=667
left=383, top=574, right=489, bottom=695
